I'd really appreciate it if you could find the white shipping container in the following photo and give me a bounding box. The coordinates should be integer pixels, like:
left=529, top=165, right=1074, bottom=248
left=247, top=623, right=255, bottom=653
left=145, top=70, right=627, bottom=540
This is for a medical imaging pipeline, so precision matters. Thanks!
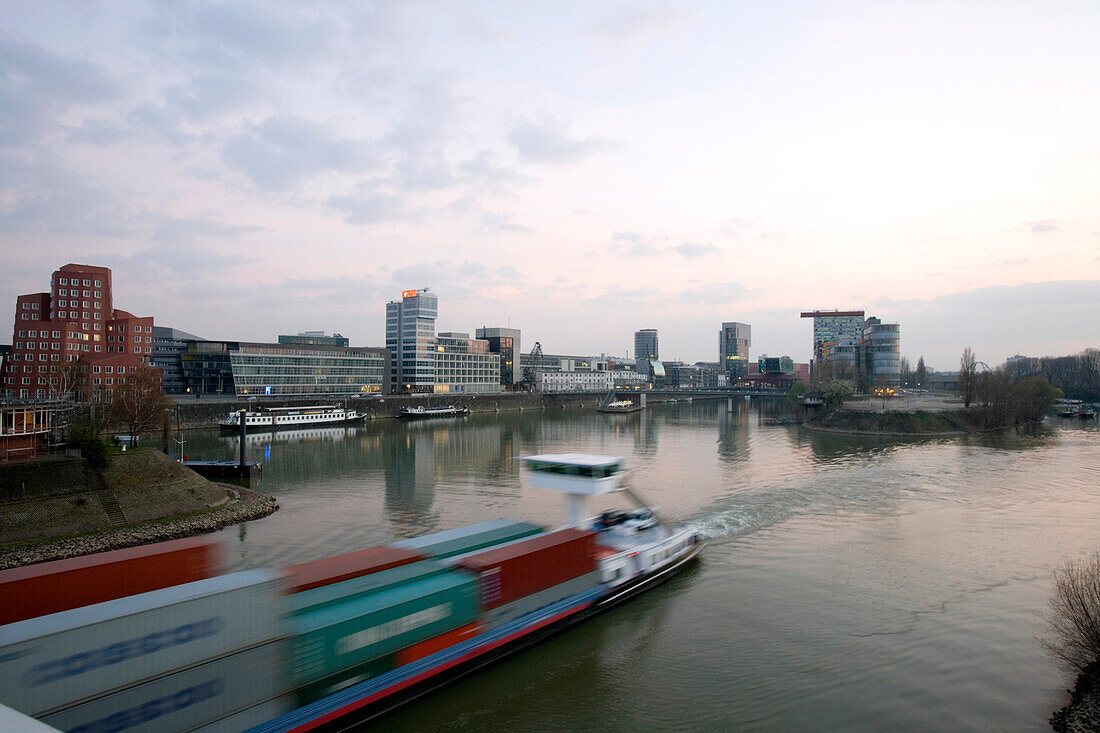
left=40, top=641, right=291, bottom=733
left=0, top=569, right=285, bottom=716
left=481, top=572, right=600, bottom=630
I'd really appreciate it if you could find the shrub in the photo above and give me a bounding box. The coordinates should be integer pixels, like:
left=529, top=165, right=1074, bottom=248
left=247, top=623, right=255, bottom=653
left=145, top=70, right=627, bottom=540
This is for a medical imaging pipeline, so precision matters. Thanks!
left=1044, top=555, right=1100, bottom=670
left=67, top=417, right=111, bottom=470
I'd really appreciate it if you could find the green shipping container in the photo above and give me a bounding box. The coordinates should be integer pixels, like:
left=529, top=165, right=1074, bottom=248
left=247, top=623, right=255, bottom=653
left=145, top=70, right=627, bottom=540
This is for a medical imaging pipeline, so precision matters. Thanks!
left=290, top=571, right=478, bottom=685
left=390, top=519, right=543, bottom=559
left=287, top=560, right=452, bottom=616
left=295, top=653, right=396, bottom=707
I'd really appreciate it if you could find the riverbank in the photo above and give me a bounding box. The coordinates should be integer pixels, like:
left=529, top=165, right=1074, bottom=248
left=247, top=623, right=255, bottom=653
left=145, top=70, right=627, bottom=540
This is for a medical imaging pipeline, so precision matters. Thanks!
left=1051, top=663, right=1100, bottom=732
left=0, top=484, right=276, bottom=570
left=804, top=408, right=975, bottom=436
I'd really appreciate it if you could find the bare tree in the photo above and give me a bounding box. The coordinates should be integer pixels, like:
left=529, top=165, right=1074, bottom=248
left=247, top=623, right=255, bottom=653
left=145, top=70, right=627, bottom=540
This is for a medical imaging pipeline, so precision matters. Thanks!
left=1044, top=555, right=1100, bottom=670
left=960, top=347, right=977, bottom=407
left=109, top=366, right=171, bottom=447
left=53, top=358, right=87, bottom=401
left=915, top=356, right=927, bottom=388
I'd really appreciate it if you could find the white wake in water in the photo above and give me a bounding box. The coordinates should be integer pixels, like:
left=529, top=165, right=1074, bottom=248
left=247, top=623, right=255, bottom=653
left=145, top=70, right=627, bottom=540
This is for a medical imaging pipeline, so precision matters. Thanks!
left=685, top=506, right=757, bottom=540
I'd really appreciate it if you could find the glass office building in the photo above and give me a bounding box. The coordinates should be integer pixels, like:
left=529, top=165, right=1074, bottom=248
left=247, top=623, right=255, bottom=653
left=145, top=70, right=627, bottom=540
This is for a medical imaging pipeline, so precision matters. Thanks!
left=861, top=318, right=901, bottom=390
left=720, top=322, right=752, bottom=380
left=634, top=329, right=659, bottom=362
left=174, top=340, right=388, bottom=396
left=476, top=327, right=521, bottom=386
left=230, top=345, right=388, bottom=396
left=386, top=288, right=438, bottom=393
left=433, top=333, right=501, bottom=393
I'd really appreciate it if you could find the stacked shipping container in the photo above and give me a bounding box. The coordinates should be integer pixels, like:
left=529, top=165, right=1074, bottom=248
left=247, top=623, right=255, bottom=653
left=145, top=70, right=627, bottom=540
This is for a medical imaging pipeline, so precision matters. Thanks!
left=0, top=537, right=223, bottom=625
left=284, top=545, right=423, bottom=594
left=0, top=570, right=288, bottom=731
left=455, top=528, right=598, bottom=608
left=390, top=519, right=543, bottom=559
left=0, top=520, right=617, bottom=729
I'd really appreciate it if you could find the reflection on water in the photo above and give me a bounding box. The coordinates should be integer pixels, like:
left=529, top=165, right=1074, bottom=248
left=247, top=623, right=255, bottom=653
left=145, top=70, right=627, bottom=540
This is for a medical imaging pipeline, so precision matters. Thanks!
left=174, top=400, right=1100, bottom=731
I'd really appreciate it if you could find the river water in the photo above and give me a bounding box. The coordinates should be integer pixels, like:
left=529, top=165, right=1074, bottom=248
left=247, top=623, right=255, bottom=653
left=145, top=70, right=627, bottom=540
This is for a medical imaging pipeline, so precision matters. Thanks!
left=184, top=400, right=1100, bottom=731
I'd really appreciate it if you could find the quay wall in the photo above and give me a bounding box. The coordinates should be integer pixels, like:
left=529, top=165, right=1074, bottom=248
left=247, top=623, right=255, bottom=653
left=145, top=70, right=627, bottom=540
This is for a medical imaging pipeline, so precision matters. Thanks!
left=170, top=392, right=719, bottom=430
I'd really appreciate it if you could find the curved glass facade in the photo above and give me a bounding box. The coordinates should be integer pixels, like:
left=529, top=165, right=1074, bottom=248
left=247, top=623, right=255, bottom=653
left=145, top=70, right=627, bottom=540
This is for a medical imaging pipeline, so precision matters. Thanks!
left=862, top=321, right=900, bottom=388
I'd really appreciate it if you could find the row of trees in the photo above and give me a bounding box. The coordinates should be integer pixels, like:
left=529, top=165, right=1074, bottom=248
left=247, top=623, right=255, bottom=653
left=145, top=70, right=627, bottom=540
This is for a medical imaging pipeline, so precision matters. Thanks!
left=1003, top=349, right=1100, bottom=402
left=898, top=356, right=929, bottom=388
left=958, top=346, right=1062, bottom=427
left=969, top=372, right=1062, bottom=428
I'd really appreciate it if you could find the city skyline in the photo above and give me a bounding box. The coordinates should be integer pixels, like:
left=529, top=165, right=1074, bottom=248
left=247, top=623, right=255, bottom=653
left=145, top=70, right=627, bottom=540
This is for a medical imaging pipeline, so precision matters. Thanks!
left=2, top=3, right=1098, bottom=369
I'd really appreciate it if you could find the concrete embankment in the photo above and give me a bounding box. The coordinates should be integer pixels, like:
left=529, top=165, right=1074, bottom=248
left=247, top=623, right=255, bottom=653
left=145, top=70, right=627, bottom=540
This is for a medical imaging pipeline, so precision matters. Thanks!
left=172, top=391, right=654, bottom=429
left=0, top=485, right=275, bottom=570
left=0, top=450, right=277, bottom=567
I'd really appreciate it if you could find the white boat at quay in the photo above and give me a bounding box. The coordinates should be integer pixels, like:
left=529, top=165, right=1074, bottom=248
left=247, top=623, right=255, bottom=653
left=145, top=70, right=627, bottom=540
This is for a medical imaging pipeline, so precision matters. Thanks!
left=219, top=405, right=365, bottom=431
left=398, top=405, right=470, bottom=419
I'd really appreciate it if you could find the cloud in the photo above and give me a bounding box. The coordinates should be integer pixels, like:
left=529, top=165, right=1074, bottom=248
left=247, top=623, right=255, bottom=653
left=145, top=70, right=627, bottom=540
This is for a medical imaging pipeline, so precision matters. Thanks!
left=1027, top=219, right=1060, bottom=235
left=508, top=119, right=615, bottom=164
left=609, top=236, right=718, bottom=258
left=119, top=244, right=249, bottom=275
left=590, top=2, right=685, bottom=39
left=628, top=243, right=660, bottom=256
left=480, top=211, right=531, bottom=233
left=0, top=154, right=127, bottom=236
left=584, top=287, right=654, bottom=308
left=675, top=241, right=720, bottom=258
left=223, top=115, right=371, bottom=189
left=675, top=282, right=753, bottom=304
left=325, top=186, right=409, bottom=224
left=389, top=261, right=525, bottom=299
left=67, top=118, right=128, bottom=146
left=149, top=215, right=260, bottom=244
left=164, top=72, right=260, bottom=119
left=458, top=150, right=531, bottom=194
left=872, top=281, right=1100, bottom=369
left=142, top=3, right=336, bottom=70
left=0, top=36, right=117, bottom=145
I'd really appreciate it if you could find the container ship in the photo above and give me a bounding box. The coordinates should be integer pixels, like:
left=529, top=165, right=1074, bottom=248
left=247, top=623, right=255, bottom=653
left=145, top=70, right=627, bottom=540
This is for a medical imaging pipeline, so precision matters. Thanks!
left=0, top=454, right=703, bottom=732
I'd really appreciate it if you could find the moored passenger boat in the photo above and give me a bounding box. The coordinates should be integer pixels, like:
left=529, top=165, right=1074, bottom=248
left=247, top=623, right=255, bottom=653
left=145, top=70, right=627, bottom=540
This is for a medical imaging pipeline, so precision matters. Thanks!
left=598, top=400, right=644, bottom=413
left=397, top=405, right=469, bottom=419
left=219, top=405, right=364, bottom=432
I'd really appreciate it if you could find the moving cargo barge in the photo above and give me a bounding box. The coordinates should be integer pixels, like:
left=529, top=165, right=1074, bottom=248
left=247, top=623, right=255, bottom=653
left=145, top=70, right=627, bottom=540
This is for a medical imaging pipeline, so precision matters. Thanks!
left=250, top=454, right=703, bottom=732
left=0, top=455, right=702, bottom=732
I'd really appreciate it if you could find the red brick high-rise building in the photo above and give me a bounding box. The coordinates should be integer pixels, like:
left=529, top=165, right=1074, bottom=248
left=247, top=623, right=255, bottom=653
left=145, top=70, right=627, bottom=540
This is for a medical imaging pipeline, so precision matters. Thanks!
left=3, top=264, right=156, bottom=399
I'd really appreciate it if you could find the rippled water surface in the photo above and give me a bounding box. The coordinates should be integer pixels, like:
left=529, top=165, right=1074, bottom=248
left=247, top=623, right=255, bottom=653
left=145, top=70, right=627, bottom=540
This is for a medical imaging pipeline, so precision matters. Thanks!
left=184, top=401, right=1100, bottom=731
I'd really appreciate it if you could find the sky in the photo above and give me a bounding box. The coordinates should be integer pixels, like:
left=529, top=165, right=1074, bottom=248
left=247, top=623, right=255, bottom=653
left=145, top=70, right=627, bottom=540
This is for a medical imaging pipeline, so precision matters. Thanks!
left=2, top=1, right=1098, bottom=371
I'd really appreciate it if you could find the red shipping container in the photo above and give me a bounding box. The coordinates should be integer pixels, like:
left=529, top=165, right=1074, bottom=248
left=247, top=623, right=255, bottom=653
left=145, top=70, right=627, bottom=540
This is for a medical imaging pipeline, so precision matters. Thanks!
left=0, top=536, right=222, bottom=625
left=395, top=622, right=481, bottom=667
left=455, top=529, right=597, bottom=610
left=284, top=546, right=424, bottom=594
